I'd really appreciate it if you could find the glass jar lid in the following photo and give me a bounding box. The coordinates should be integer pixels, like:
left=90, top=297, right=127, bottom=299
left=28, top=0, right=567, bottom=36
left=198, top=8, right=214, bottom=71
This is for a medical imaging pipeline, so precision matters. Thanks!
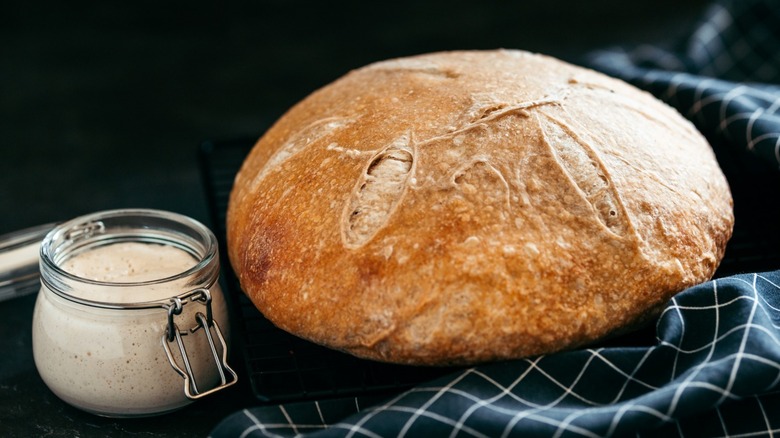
left=0, top=222, right=55, bottom=302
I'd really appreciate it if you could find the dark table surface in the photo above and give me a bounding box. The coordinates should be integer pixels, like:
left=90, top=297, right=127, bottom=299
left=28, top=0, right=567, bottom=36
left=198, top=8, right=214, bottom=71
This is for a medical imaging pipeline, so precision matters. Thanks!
left=1, top=1, right=710, bottom=436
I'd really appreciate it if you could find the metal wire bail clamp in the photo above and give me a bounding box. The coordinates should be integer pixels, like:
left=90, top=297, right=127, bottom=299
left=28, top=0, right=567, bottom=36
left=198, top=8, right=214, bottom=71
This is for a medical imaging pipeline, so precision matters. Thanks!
left=162, top=288, right=237, bottom=399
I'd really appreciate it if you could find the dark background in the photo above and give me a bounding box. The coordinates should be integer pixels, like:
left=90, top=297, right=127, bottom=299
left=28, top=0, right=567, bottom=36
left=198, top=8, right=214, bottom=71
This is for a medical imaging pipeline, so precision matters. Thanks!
left=0, top=0, right=710, bottom=235
left=1, top=1, right=710, bottom=436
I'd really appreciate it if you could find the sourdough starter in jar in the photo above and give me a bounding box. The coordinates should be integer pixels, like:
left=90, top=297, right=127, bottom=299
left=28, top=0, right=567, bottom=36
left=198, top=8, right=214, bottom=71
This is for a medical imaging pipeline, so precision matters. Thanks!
left=61, top=242, right=197, bottom=298
left=32, top=209, right=232, bottom=417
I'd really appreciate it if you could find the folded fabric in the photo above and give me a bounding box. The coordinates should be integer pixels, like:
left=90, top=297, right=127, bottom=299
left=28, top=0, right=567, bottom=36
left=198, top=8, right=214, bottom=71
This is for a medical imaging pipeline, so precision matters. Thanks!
left=211, top=0, right=780, bottom=436
left=212, top=272, right=780, bottom=437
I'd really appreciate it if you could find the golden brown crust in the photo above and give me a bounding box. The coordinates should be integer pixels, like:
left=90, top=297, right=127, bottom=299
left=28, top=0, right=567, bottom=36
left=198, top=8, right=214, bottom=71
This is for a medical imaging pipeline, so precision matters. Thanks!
left=227, top=50, right=734, bottom=366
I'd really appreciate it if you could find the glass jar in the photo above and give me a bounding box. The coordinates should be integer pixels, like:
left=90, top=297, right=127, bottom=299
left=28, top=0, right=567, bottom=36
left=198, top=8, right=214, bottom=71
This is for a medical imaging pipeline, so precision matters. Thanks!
left=32, top=209, right=236, bottom=417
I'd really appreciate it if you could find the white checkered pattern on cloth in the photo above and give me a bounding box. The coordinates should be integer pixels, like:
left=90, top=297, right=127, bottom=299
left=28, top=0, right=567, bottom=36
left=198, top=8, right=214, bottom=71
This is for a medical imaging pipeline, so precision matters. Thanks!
left=213, top=273, right=780, bottom=437
left=211, top=0, right=780, bottom=436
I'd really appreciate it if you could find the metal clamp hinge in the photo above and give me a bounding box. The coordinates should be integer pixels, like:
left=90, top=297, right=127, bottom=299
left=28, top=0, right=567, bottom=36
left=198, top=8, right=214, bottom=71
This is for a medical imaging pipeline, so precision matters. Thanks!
left=162, top=288, right=238, bottom=400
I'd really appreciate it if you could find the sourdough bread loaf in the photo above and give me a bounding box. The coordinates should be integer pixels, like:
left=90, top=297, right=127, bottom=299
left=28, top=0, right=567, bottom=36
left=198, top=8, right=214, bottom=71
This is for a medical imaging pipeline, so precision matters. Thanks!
left=227, top=50, right=734, bottom=366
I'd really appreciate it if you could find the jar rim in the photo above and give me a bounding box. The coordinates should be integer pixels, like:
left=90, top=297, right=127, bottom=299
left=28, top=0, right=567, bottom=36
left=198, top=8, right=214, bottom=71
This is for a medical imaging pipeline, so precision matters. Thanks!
left=39, top=208, right=219, bottom=309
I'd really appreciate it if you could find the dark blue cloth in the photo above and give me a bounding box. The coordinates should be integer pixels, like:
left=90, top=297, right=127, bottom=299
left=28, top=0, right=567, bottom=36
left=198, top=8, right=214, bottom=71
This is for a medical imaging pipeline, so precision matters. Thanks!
left=214, top=273, right=780, bottom=437
left=212, top=1, right=780, bottom=436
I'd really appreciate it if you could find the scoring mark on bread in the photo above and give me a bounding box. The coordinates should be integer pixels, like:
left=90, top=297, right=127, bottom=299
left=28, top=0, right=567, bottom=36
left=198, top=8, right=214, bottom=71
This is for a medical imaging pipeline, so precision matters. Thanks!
left=342, top=134, right=416, bottom=247
left=471, top=103, right=511, bottom=122
left=452, top=159, right=512, bottom=213
left=441, top=94, right=562, bottom=138
left=539, top=114, right=629, bottom=236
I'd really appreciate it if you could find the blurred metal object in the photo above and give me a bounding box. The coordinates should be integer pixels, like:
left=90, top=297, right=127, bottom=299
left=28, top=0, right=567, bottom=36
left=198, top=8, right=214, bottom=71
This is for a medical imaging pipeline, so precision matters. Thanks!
left=0, top=222, right=56, bottom=302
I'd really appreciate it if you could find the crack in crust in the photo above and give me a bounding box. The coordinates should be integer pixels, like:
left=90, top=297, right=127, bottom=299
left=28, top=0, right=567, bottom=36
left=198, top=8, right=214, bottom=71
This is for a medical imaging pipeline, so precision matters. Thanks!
left=424, top=96, right=563, bottom=147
